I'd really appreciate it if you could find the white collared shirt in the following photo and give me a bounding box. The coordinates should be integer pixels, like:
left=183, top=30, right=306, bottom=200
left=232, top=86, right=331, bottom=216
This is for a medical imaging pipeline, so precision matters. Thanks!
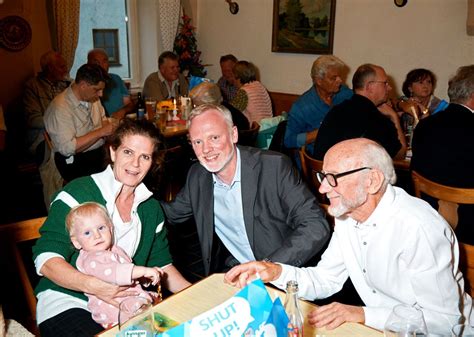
left=213, top=148, right=255, bottom=263
left=272, top=185, right=473, bottom=334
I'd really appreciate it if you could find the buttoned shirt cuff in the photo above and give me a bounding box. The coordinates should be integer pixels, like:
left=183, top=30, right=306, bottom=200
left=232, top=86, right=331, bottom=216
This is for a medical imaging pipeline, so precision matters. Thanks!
left=296, top=133, right=307, bottom=148
left=270, top=262, right=296, bottom=290
left=362, top=306, right=392, bottom=331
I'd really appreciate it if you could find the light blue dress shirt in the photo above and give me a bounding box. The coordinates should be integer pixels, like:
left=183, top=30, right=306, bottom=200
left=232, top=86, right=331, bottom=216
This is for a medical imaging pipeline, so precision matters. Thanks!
left=213, top=148, right=256, bottom=263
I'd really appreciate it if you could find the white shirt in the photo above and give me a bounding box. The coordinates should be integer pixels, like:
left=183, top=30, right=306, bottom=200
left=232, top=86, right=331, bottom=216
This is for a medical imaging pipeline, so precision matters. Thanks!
left=272, top=185, right=473, bottom=334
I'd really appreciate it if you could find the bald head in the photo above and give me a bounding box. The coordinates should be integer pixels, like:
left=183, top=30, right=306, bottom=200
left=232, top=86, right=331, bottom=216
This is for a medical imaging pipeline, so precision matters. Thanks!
left=87, top=48, right=109, bottom=72
left=325, top=138, right=396, bottom=187
left=40, top=51, right=68, bottom=82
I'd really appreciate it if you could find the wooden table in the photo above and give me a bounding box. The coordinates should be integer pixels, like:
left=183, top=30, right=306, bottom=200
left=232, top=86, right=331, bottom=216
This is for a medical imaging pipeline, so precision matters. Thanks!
left=160, top=122, right=188, bottom=138
left=98, top=273, right=382, bottom=336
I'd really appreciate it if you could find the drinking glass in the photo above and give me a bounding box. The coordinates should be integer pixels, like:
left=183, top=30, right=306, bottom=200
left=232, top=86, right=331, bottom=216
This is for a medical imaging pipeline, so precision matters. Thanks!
left=452, top=324, right=474, bottom=337
left=384, top=304, right=428, bottom=337
left=155, top=108, right=168, bottom=131
left=145, top=97, right=157, bottom=121
left=118, top=296, right=155, bottom=336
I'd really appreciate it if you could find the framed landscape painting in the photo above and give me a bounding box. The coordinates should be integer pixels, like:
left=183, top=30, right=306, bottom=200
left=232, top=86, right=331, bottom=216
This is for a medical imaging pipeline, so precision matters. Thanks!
left=272, top=0, right=336, bottom=54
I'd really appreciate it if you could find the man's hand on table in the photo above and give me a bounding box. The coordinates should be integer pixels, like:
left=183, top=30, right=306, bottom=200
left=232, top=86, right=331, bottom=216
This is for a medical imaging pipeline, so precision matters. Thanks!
left=308, top=302, right=365, bottom=330
left=224, top=260, right=282, bottom=288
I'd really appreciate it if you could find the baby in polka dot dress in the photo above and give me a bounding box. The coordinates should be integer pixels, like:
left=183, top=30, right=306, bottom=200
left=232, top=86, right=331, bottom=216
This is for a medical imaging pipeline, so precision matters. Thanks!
left=66, top=202, right=163, bottom=328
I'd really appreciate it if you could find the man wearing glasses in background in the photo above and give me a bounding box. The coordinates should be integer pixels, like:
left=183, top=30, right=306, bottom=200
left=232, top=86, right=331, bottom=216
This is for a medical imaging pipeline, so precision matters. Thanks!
left=312, top=64, right=407, bottom=161
left=225, top=138, right=473, bottom=335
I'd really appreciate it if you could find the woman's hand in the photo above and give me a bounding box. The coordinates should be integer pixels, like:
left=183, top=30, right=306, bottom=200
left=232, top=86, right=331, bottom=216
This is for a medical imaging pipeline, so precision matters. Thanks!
left=40, top=257, right=138, bottom=307
left=85, top=277, right=137, bottom=308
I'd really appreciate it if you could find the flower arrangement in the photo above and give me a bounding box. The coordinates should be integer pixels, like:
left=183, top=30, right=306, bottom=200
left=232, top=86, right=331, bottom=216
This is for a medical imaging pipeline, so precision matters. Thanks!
left=173, top=14, right=207, bottom=77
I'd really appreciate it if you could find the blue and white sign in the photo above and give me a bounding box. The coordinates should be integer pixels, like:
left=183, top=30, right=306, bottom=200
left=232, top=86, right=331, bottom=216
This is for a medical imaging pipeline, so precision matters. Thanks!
left=160, top=279, right=289, bottom=337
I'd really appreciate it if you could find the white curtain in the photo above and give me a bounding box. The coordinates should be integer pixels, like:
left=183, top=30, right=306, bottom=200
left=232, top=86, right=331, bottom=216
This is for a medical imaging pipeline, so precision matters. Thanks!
left=158, top=0, right=181, bottom=51
left=50, top=0, right=80, bottom=72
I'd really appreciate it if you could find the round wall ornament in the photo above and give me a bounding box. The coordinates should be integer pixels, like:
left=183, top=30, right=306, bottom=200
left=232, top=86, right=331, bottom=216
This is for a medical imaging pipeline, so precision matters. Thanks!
left=0, top=15, right=32, bottom=52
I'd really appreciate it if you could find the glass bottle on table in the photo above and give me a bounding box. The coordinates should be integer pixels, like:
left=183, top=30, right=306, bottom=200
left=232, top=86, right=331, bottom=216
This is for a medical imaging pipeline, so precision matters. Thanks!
left=136, top=92, right=145, bottom=120
left=284, top=280, right=304, bottom=337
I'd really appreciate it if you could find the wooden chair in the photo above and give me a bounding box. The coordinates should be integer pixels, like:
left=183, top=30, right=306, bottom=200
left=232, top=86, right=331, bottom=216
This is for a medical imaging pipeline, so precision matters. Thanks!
left=459, top=242, right=474, bottom=297
left=0, top=217, right=45, bottom=334
left=238, top=121, right=260, bottom=147
left=299, top=146, right=327, bottom=204
left=411, top=171, right=474, bottom=230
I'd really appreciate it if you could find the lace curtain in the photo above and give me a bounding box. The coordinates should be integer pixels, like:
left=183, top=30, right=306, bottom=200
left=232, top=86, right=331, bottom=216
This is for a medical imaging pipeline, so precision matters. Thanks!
left=49, top=0, right=80, bottom=72
left=158, top=0, right=181, bottom=51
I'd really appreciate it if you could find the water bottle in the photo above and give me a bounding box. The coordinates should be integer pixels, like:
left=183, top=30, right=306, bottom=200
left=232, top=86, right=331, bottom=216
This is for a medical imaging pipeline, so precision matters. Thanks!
left=136, top=92, right=145, bottom=120
left=284, top=280, right=304, bottom=337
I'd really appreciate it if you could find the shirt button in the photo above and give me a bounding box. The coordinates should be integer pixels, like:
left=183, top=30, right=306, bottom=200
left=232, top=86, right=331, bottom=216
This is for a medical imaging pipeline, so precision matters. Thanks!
left=372, top=290, right=376, bottom=294
left=373, top=223, right=377, bottom=227
left=363, top=269, right=366, bottom=273
left=363, top=241, right=367, bottom=245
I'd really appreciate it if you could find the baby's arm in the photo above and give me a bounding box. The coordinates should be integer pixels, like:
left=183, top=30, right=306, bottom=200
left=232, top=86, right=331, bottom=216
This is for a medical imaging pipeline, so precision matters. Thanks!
left=132, top=266, right=164, bottom=286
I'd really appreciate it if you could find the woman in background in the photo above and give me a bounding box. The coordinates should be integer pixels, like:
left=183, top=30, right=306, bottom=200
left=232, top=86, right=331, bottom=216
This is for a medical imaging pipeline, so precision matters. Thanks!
left=231, top=61, right=273, bottom=124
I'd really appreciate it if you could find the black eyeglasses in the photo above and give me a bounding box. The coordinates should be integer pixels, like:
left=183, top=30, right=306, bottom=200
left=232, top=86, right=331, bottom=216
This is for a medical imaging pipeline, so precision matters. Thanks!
left=316, top=167, right=371, bottom=187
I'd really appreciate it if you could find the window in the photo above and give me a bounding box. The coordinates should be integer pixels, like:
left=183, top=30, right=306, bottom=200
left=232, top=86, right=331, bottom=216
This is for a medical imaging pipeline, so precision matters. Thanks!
left=71, top=0, right=133, bottom=79
left=93, top=29, right=120, bottom=65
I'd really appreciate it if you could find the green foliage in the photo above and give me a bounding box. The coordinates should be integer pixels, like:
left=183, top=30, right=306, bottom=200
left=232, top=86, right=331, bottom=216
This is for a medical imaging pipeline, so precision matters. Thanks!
left=173, top=14, right=207, bottom=77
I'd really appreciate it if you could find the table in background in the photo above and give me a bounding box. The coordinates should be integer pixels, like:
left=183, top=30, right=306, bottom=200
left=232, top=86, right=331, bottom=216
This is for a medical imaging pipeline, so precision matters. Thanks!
left=97, top=273, right=382, bottom=337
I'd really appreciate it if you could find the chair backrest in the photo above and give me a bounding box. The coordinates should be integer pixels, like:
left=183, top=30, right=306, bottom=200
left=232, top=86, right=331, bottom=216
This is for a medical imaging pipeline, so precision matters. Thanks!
left=411, top=171, right=474, bottom=229
left=459, top=242, right=474, bottom=297
left=299, top=146, right=327, bottom=204
left=238, top=121, right=260, bottom=147
left=0, top=217, right=45, bottom=329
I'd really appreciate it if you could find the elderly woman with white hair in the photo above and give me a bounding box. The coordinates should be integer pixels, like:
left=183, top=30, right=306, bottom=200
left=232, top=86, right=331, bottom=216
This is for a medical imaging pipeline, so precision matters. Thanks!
left=284, top=55, right=353, bottom=154
left=189, top=82, right=250, bottom=131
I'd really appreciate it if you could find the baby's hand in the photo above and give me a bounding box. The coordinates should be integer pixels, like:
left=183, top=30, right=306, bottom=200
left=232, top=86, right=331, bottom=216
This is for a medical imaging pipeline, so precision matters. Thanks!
left=142, top=266, right=164, bottom=286
left=132, top=266, right=164, bottom=286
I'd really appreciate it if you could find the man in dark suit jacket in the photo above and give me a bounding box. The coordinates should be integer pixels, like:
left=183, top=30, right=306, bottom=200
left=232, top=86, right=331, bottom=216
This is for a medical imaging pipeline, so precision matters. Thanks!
left=161, top=104, right=330, bottom=276
left=411, top=65, right=474, bottom=244
left=312, top=64, right=407, bottom=161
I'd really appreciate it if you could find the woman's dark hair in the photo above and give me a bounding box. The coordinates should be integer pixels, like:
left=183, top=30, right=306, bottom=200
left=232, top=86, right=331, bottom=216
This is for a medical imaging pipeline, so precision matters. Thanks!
left=402, top=68, right=436, bottom=97
left=232, top=61, right=257, bottom=84
left=107, top=118, right=162, bottom=167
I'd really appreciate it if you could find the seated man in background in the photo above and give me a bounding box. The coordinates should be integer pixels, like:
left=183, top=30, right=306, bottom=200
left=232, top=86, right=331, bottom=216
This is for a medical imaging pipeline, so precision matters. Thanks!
left=312, top=64, right=406, bottom=161
left=23, top=50, right=70, bottom=164
left=225, top=138, right=472, bottom=335
left=231, top=61, right=273, bottom=124
left=284, top=55, right=352, bottom=154
left=44, top=64, right=116, bottom=182
left=87, top=48, right=134, bottom=119
left=189, top=81, right=249, bottom=131
left=143, top=51, right=188, bottom=101
left=161, top=104, right=330, bottom=276
left=411, top=64, right=474, bottom=244
left=217, top=54, right=238, bottom=103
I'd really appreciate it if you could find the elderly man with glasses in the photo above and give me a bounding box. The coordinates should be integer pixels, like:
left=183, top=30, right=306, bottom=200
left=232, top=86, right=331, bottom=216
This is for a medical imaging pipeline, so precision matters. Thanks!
left=224, top=138, right=473, bottom=335
left=312, top=63, right=407, bottom=161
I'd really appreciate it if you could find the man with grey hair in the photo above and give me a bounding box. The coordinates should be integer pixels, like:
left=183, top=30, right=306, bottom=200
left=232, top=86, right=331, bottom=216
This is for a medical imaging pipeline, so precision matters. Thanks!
left=225, top=138, right=473, bottom=334
left=189, top=81, right=249, bottom=130
left=161, top=104, right=330, bottom=276
left=312, top=63, right=406, bottom=161
left=412, top=64, right=474, bottom=244
left=284, top=55, right=353, bottom=154
left=143, top=51, right=188, bottom=101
